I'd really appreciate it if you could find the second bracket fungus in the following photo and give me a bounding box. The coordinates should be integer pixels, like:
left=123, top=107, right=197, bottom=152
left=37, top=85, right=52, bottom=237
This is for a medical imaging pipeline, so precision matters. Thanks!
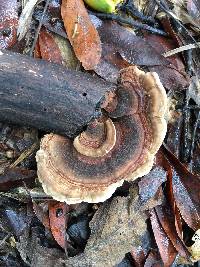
left=36, top=66, right=168, bottom=204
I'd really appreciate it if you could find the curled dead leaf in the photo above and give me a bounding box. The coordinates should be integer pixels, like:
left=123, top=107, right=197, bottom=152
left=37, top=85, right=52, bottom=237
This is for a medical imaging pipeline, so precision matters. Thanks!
left=155, top=205, right=190, bottom=259
left=150, top=209, right=178, bottom=267
left=49, top=202, right=70, bottom=249
left=61, top=0, right=101, bottom=70
left=38, top=27, right=78, bottom=68
left=163, top=145, right=200, bottom=231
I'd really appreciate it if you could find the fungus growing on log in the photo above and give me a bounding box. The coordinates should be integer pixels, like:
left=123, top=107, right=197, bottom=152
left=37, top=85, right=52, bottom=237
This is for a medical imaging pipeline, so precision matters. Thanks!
left=36, top=66, right=167, bottom=204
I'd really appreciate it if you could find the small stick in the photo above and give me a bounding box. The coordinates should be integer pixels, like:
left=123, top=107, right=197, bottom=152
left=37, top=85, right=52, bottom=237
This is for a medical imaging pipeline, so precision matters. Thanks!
left=0, top=233, right=11, bottom=247
left=189, top=111, right=200, bottom=170
left=180, top=91, right=190, bottom=162
left=91, top=12, right=167, bottom=36
left=29, top=0, right=50, bottom=56
left=120, top=0, right=155, bottom=24
left=163, top=42, right=200, bottom=57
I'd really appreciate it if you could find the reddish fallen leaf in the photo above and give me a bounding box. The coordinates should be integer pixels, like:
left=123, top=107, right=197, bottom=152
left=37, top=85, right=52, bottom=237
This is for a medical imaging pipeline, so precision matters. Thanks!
left=144, top=251, right=163, bottom=267
left=34, top=40, right=42, bottom=59
left=36, top=27, right=78, bottom=69
left=38, top=27, right=63, bottom=64
left=166, top=161, right=184, bottom=240
left=156, top=150, right=184, bottom=239
left=163, top=145, right=200, bottom=231
left=173, top=204, right=184, bottom=241
left=150, top=64, right=188, bottom=91
left=131, top=246, right=146, bottom=267
left=145, top=34, right=184, bottom=71
left=0, top=167, right=36, bottom=191
left=172, top=169, right=200, bottom=230
left=155, top=205, right=190, bottom=259
left=49, top=202, right=70, bottom=249
left=0, top=0, right=18, bottom=49
left=150, top=209, right=178, bottom=267
left=88, top=15, right=130, bottom=83
left=160, top=17, right=183, bottom=49
left=61, top=0, right=101, bottom=70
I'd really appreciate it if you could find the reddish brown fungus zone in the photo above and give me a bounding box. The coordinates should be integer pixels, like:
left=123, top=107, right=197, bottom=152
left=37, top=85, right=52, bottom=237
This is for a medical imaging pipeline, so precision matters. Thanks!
left=39, top=115, right=152, bottom=183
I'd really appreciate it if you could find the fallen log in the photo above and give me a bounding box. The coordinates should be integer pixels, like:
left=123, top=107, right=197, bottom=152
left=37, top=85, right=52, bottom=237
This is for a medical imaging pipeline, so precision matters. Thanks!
left=0, top=50, right=115, bottom=137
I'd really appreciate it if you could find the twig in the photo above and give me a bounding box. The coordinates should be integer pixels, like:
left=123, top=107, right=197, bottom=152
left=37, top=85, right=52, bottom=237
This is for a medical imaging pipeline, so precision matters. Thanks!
left=0, top=233, right=11, bottom=247
left=184, top=49, right=194, bottom=76
left=29, top=0, right=50, bottom=56
left=163, top=42, right=200, bottom=57
left=10, top=142, right=39, bottom=168
left=189, top=111, right=200, bottom=170
left=180, top=91, right=190, bottom=163
left=120, top=0, right=155, bottom=24
left=0, top=192, right=23, bottom=201
left=90, top=12, right=167, bottom=36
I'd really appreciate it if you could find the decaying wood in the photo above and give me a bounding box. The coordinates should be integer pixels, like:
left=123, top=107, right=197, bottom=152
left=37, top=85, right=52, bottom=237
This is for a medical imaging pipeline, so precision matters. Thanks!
left=0, top=50, right=115, bottom=137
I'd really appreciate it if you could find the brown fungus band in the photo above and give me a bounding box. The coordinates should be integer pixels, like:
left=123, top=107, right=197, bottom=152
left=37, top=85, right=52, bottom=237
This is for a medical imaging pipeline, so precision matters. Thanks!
left=36, top=66, right=167, bottom=204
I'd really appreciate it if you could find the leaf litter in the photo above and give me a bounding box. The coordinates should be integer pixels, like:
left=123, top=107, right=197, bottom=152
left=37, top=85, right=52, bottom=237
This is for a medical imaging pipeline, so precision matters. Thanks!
left=0, top=0, right=200, bottom=266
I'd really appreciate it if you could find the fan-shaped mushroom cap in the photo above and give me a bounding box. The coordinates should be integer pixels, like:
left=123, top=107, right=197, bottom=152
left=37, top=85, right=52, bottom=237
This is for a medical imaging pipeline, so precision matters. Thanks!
left=36, top=66, right=167, bottom=204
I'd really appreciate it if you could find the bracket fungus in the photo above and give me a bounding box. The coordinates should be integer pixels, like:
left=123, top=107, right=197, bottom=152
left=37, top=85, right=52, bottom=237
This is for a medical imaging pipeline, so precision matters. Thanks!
left=36, top=66, right=168, bottom=204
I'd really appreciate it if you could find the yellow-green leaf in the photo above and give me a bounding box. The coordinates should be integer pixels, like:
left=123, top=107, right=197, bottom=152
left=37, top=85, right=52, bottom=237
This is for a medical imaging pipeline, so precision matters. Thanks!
left=84, top=0, right=121, bottom=13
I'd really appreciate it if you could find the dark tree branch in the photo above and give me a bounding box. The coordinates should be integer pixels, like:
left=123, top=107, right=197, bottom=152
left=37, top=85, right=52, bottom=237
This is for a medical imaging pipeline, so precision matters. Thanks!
left=0, top=50, right=115, bottom=137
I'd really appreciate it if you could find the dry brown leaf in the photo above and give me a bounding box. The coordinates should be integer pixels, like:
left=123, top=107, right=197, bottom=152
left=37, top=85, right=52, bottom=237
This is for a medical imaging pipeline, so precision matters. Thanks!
left=49, top=202, right=70, bottom=249
left=131, top=247, right=146, bottom=267
left=155, top=205, right=190, bottom=259
left=61, top=0, right=101, bottom=70
left=91, top=17, right=189, bottom=89
left=39, top=27, right=64, bottom=64
left=0, top=167, right=36, bottom=191
left=163, top=146, right=200, bottom=231
left=150, top=209, right=178, bottom=267
left=55, top=193, right=148, bottom=267
left=39, top=27, right=78, bottom=69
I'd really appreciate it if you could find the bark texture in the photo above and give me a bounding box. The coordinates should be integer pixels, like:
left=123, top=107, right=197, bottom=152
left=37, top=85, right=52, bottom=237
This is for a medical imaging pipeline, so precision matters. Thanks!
left=0, top=50, right=115, bottom=137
